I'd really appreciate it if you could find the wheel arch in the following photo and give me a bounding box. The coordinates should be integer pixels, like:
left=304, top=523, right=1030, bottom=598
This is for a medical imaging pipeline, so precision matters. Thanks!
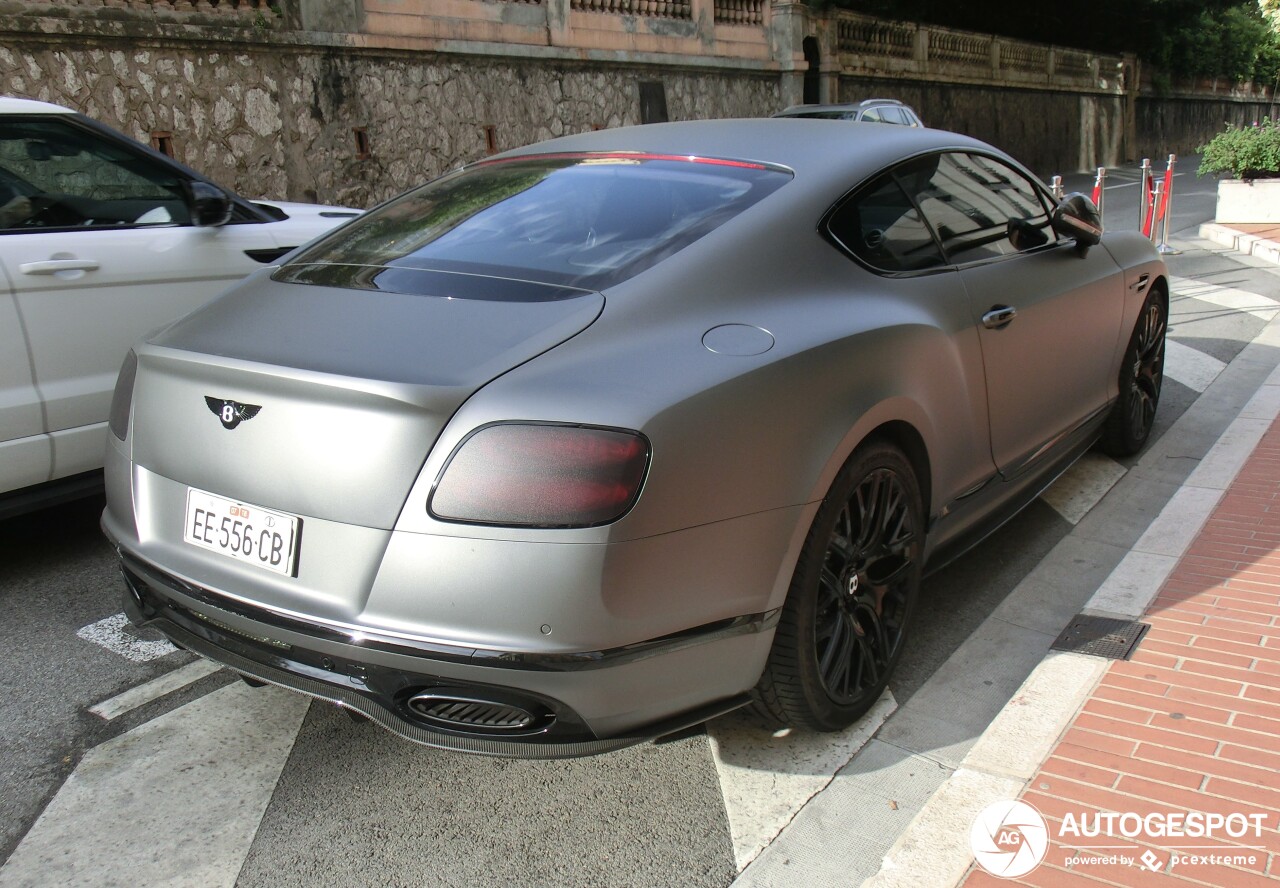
left=766, top=406, right=938, bottom=613
left=859, top=420, right=933, bottom=524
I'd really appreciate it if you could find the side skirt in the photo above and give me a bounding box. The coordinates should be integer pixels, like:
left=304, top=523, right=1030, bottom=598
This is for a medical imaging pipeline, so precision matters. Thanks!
left=922, top=403, right=1113, bottom=576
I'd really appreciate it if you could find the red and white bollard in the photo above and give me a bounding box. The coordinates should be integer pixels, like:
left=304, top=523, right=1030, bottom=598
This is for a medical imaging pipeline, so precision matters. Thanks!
left=1091, top=167, right=1106, bottom=225
left=1139, top=157, right=1155, bottom=237
left=1155, top=154, right=1180, bottom=255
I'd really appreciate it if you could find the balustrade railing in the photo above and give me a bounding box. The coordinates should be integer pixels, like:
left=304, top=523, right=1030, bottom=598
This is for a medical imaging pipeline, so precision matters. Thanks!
left=835, top=10, right=1118, bottom=88
left=836, top=15, right=914, bottom=59
left=1000, top=43, right=1048, bottom=73
left=571, top=0, right=692, bottom=20
left=929, top=30, right=988, bottom=65
left=714, top=0, right=762, bottom=27
left=17, top=0, right=274, bottom=13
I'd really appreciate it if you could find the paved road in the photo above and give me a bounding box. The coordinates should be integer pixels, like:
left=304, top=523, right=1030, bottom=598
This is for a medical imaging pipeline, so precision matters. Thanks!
left=2, top=163, right=1275, bottom=888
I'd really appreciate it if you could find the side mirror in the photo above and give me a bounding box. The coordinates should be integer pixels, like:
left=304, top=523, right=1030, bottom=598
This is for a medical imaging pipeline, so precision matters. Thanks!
left=1051, top=192, right=1102, bottom=247
left=184, top=180, right=233, bottom=227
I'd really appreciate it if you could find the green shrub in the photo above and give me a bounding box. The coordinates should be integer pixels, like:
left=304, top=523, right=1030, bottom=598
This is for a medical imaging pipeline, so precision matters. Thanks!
left=1198, top=118, right=1280, bottom=180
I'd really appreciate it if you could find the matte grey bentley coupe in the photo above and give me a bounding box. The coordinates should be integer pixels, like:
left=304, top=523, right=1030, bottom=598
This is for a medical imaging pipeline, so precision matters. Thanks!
left=102, top=120, right=1167, bottom=757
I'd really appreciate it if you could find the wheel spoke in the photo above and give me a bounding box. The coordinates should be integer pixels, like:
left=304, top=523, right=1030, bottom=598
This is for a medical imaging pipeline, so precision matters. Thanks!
left=852, top=473, right=881, bottom=552
left=813, top=462, right=919, bottom=707
left=821, top=613, right=857, bottom=696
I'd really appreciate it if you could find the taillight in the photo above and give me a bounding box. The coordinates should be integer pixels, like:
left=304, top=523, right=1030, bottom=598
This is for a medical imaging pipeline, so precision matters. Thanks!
left=429, top=423, right=650, bottom=528
left=108, top=350, right=137, bottom=441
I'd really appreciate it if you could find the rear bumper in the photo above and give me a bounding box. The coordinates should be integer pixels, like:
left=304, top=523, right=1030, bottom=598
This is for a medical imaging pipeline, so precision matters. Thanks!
left=115, top=548, right=775, bottom=758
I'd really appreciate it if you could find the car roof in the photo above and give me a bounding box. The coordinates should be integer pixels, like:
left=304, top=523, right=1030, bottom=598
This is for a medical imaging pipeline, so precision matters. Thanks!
left=778, top=100, right=909, bottom=115
left=0, top=96, right=75, bottom=115
left=492, top=118, right=996, bottom=193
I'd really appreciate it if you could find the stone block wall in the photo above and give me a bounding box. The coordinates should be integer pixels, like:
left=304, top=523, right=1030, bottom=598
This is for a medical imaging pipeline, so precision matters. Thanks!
left=0, top=32, right=778, bottom=208
left=836, top=77, right=1128, bottom=177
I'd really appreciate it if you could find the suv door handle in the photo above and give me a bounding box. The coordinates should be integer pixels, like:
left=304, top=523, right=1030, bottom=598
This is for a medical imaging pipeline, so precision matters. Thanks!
left=19, top=258, right=101, bottom=275
left=982, top=305, right=1017, bottom=330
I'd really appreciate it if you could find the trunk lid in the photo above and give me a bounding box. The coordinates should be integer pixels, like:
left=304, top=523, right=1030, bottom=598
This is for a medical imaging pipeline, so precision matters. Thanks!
left=130, top=275, right=602, bottom=529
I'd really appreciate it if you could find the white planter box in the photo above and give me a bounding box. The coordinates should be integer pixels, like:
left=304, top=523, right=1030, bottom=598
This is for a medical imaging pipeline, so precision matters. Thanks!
left=1215, top=178, right=1280, bottom=224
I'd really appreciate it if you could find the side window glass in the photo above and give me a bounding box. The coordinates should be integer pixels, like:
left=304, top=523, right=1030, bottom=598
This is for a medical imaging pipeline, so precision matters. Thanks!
left=907, top=152, right=1055, bottom=263
left=861, top=107, right=887, bottom=123
left=0, top=118, right=191, bottom=232
left=826, top=171, right=945, bottom=272
left=882, top=107, right=908, bottom=125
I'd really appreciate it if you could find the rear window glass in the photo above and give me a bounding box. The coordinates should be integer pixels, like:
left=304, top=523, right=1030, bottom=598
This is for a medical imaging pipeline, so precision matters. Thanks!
left=275, top=154, right=791, bottom=298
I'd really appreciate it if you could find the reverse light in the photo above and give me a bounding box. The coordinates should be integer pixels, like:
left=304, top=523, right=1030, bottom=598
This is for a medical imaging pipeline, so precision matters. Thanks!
left=108, top=350, right=138, bottom=441
left=429, top=423, right=650, bottom=528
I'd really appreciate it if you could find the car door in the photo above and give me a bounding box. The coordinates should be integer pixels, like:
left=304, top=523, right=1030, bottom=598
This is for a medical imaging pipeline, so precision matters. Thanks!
left=907, top=151, right=1122, bottom=478
left=0, top=259, right=47, bottom=492
left=0, top=113, right=282, bottom=485
left=824, top=165, right=998, bottom=505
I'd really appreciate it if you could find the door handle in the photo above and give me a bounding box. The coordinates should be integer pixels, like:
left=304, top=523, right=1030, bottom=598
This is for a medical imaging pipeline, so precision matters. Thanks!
left=982, top=305, right=1017, bottom=330
left=19, top=258, right=101, bottom=275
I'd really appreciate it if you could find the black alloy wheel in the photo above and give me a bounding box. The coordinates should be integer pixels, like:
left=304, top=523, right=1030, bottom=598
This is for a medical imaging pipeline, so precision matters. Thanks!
left=1100, top=286, right=1166, bottom=457
left=754, top=441, right=923, bottom=731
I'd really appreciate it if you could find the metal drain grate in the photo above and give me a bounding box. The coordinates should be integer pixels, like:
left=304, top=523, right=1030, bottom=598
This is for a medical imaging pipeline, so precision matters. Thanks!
left=1050, top=615, right=1151, bottom=660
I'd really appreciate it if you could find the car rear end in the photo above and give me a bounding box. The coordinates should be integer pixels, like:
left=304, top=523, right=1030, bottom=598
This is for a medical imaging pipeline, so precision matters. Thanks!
left=101, top=149, right=795, bottom=756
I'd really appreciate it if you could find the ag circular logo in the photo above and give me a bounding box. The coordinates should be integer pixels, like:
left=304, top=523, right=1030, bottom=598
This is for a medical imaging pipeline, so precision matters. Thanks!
left=970, top=799, right=1050, bottom=878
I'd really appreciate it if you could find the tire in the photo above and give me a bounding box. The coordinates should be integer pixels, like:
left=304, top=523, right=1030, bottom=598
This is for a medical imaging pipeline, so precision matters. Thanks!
left=754, top=441, right=923, bottom=731
left=1099, top=286, right=1166, bottom=457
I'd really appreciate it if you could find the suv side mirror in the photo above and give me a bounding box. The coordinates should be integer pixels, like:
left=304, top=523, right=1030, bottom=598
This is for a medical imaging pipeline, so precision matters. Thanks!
left=1051, top=192, right=1102, bottom=247
left=184, top=180, right=233, bottom=227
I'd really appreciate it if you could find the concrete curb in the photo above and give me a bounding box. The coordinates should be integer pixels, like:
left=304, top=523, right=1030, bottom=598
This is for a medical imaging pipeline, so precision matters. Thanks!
left=1199, top=222, right=1280, bottom=265
left=862, top=316, right=1280, bottom=888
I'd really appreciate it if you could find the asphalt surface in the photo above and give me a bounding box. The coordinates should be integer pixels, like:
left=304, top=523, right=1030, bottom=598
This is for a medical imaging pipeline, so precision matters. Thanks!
left=2, top=159, right=1273, bottom=888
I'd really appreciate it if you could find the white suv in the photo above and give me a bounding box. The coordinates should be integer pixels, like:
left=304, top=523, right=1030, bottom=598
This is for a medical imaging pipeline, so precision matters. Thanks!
left=0, top=97, right=361, bottom=517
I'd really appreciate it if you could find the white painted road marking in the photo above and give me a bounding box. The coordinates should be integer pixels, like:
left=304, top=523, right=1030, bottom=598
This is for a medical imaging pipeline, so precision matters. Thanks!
left=76, top=612, right=177, bottom=662
left=1039, top=452, right=1127, bottom=525
left=1172, top=274, right=1280, bottom=320
left=1164, top=338, right=1227, bottom=393
left=709, top=691, right=896, bottom=871
left=0, top=683, right=309, bottom=888
left=90, top=659, right=223, bottom=721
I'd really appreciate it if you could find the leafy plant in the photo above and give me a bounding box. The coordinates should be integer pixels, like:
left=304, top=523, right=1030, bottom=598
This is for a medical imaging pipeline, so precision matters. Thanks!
left=1198, top=118, right=1280, bottom=179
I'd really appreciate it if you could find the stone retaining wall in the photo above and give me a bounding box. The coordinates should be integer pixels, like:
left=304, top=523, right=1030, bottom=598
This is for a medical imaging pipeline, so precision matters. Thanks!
left=0, top=33, right=778, bottom=207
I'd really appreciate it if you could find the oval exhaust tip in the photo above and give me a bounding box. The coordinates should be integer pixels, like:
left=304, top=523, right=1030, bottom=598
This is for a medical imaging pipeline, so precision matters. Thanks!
left=406, top=692, right=549, bottom=734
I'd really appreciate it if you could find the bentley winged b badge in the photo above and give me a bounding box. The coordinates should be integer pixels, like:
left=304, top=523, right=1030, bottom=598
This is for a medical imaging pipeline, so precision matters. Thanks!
left=205, top=396, right=262, bottom=430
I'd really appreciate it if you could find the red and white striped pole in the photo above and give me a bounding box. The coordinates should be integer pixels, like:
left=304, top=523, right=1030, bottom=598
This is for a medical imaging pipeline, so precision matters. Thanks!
left=1091, top=167, right=1106, bottom=225
left=1139, top=158, right=1155, bottom=237
left=1155, top=154, right=1181, bottom=255
left=1150, top=179, right=1164, bottom=244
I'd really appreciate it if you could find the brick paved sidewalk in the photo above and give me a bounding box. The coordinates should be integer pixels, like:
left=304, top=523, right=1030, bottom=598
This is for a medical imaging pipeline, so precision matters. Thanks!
left=962, top=418, right=1280, bottom=887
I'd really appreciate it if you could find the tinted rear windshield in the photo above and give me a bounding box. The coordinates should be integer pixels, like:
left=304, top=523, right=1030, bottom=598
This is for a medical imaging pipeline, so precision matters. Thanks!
left=274, top=153, right=791, bottom=298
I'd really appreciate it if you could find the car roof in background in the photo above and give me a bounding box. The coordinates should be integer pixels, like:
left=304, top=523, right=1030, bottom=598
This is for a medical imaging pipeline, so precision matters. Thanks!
left=0, top=96, right=75, bottom=115
left=776, top=99, right=908, bottom=113
left=491, top=118, right=991, bottom=191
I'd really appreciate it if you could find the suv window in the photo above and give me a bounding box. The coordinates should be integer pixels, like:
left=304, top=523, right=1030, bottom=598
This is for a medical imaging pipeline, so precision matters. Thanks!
left=880, top=107, right=909, bottom=125
left=826, top=164, right=946, bottom=272
left=860, top=107, right=888, bottom=123
left=0, top=118, right=192, bottom=231
left=907, top=153, right=1055, bottom=263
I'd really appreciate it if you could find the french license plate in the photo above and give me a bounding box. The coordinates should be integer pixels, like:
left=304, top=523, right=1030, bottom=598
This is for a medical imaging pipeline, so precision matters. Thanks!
left=183, top=488, right=300, bottom=576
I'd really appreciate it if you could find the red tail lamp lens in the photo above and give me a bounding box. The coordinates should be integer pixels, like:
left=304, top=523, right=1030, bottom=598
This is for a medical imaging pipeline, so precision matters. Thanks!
left=429, top=424, right=650, bottom=528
